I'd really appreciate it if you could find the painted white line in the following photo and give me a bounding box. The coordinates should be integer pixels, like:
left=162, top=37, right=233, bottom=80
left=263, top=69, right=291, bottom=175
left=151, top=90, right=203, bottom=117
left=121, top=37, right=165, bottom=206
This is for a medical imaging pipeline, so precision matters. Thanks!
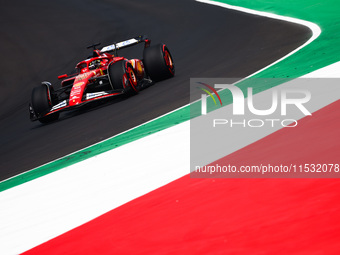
left=303, top=61, right=340, bottom=78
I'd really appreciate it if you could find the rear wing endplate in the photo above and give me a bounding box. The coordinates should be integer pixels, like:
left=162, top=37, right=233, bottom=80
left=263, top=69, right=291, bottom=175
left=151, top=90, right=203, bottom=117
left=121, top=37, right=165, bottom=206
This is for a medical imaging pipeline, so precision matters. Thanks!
left=100, top=35, right=150, bottom=53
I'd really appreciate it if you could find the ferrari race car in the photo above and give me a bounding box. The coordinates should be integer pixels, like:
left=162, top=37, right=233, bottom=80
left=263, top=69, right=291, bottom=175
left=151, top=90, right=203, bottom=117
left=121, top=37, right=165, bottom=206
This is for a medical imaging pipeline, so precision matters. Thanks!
left=29, top=35, right=175, bottom=123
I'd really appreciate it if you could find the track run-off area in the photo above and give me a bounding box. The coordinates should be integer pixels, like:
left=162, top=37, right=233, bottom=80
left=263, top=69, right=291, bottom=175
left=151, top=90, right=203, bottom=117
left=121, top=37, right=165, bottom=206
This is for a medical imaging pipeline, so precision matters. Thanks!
left=1, top=0, right=340, bottom=254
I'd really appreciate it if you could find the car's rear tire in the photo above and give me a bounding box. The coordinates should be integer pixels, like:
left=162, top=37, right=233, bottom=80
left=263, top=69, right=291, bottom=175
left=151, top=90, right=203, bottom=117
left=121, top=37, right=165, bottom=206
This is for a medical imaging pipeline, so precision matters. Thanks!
left=31, top=85, right=59, bottom=123
left=143, top=43, right=175, bottom=82
left=108, top=60, right=139, bottom=96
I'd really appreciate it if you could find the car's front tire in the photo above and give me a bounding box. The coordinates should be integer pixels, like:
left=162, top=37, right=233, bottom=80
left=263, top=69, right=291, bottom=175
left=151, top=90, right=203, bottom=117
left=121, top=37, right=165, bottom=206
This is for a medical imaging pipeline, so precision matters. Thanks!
left=31, top=85, right=59, bottom=123
left=108, top=60, right=139, bottom=96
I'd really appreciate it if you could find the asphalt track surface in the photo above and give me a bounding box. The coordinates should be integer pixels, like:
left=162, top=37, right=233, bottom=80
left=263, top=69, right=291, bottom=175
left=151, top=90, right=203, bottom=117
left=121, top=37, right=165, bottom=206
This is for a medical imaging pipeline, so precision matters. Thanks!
left=0, top=0, right=311, bottom=181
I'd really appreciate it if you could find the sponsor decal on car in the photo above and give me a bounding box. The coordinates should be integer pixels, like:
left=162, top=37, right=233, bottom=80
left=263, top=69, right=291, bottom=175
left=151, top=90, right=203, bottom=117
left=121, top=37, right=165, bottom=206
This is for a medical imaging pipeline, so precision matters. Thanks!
left=73, top=81, right=85, bottom=87
left=86, top=91, right=109, bottom=100
left=101, top=39, right=138, bottom=52
left=76, top=72, right=94, bottom=81
left=50, top=100, right=67, bottom=111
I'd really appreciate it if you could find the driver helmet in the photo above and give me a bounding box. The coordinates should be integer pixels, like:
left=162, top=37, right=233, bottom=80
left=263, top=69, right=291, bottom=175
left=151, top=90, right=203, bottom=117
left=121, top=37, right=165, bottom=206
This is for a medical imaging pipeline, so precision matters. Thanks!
left=89, top=59, right=101, bottom=70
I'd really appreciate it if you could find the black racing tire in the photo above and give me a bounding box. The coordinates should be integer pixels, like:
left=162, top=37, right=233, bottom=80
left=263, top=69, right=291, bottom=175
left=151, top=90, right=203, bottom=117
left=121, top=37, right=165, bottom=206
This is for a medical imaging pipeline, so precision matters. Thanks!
left=31, top=85, right=59, bottom=123
left=108, top=60, right=139, bottom=96
left=143, top=43, right=175, bottom=82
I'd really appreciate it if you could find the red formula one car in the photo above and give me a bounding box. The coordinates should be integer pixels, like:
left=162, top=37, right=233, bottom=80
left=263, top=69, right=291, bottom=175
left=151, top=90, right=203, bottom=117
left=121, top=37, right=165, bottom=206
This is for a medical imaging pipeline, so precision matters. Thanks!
left=29, top=35, right=175, bottom=123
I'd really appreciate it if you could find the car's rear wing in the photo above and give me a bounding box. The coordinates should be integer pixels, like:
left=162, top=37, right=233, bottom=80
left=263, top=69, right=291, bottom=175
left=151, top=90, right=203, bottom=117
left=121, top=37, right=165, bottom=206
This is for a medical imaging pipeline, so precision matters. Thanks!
left=100, top=35, right=150, bottom=53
